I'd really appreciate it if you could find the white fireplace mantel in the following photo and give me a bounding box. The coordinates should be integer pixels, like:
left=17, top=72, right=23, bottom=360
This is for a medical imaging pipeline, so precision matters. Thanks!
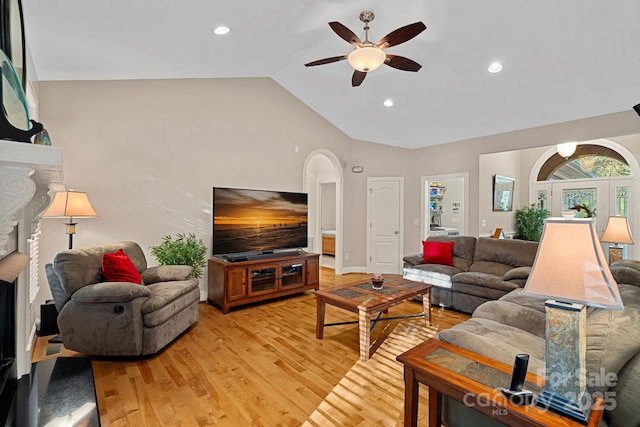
left=1, top=138, right=64, bottom=377
left=0, top=139, right=64, bottom=255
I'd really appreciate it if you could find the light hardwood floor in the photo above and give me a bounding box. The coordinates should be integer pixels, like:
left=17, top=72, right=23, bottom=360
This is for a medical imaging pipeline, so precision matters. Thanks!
left=33, top=269, right=469, bottom=426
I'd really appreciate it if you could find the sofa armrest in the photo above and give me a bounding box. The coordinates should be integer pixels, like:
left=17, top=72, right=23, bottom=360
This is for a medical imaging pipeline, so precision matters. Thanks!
left=71, top=282, right=151, bottom=303
left=472, top=300, right=546, bottom=338
left=503, top=266, right=531, bottom=282
left=141, top=265, right=193, bottom=284
left=610, top=259, right=640, bottom=286
left=403, top=254, right=423, bottom=266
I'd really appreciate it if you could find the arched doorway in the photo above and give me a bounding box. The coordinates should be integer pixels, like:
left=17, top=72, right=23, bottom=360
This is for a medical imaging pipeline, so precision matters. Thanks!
left=530, top=139, right=639, bottom=259
left=303, top=150, right=344, bottom=275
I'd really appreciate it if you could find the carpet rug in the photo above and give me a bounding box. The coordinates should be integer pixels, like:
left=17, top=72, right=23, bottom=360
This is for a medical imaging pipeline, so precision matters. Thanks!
left=304, top=319, right=437, bottom=427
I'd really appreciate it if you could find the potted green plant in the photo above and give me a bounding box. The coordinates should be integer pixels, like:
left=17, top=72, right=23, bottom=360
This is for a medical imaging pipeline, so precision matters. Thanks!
left=514, top=203, right=550, bottom=242
left=150, top=233, right=208, bottom=279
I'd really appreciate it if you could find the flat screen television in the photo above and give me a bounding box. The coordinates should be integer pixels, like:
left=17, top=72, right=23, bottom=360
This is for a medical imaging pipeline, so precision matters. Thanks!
left=212, top=187, right=308, bottom=257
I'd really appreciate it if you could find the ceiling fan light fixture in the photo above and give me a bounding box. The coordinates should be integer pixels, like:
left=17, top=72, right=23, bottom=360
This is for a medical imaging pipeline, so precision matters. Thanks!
left=347, top=46, right=386, bottom=72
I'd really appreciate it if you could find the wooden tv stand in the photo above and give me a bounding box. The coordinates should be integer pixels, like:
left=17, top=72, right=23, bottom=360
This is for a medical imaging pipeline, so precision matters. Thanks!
left=207, top=252, right=320, bottom=314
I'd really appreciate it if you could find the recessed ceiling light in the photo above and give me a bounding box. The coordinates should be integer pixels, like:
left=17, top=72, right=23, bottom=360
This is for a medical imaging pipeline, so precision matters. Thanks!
left=488, top=62, right=503, bottom=73
left=214, top=26, right=230, bottom=35
left=383, top=99, right=394, bottom=107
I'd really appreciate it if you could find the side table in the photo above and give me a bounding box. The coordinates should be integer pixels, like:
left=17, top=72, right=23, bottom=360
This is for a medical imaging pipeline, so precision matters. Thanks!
left=396, top=338, right=604, bottom=427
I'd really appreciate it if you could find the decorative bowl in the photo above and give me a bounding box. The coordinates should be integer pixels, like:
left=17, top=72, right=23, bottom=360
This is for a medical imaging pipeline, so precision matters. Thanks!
left=371, top=278, right=385, bottom=290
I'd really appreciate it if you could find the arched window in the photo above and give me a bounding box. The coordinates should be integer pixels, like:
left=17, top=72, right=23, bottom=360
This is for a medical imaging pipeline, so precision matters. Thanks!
left=537, top=144, right=631, bottom=181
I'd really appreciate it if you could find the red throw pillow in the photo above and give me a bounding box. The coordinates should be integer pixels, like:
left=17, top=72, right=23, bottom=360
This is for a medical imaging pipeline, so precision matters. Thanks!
left=422, top=241, right=455, bottom=266
left=102, top=249, right=143, bottom=284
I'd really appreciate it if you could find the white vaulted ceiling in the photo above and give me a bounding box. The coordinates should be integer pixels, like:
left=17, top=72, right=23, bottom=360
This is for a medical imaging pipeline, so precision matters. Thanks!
left=22, top=0, right=640, bottom=149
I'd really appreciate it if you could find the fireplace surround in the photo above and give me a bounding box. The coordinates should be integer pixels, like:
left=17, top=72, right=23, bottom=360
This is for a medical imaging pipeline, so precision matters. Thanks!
left=0, top=139, right=63, bottom=423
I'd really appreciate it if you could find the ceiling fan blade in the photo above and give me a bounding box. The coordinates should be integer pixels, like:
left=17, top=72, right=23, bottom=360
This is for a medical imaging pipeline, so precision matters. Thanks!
left=376, top=22, right=426, bottom=49
left=385, top=54, right=422, bottom=72
left=304, top=55, right=348, bottom=67
left=329, top=21, right=362, bottom=47
left=352, top=70, right=366, bottom=87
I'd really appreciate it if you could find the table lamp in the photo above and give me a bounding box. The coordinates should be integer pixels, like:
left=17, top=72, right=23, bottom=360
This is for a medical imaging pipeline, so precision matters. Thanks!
left=600, top=216, right=634, bottom=265
left=523, top=217, right=622, bottom=424
left=43, top=190, right=99, bottom=249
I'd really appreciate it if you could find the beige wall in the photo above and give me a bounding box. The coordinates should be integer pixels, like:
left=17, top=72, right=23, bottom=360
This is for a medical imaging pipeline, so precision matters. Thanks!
left=405, top=112, right=640, bottom=249
left=36, top=77, right=640, bottom=307
left=38, top=78, right=414, bottom=302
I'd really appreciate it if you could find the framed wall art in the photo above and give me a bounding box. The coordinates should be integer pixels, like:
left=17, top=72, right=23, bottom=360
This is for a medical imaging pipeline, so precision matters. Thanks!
left=493, top=175, right=515, bottom=212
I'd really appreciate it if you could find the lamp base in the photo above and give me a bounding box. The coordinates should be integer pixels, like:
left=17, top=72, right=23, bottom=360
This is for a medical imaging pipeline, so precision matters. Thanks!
left=501, top=388, right=533, bottom=406
left=608, top=245, right=623, bottom=265
left=535, top=389, right=592, bottom=425
left=539, top=300, right=591, bottom=424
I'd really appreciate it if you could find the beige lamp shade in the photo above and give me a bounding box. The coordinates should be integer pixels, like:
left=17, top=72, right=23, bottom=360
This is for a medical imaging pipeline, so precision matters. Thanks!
left=600, top=216, right=634, bottom=245
left=43, top=191, right=99, bottom=218
left=523, top=218, right=623, bottom=310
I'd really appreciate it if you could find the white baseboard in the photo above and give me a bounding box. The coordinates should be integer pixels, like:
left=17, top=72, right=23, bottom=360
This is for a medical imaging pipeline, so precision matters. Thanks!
left=341, top=266, right=368, bottom=274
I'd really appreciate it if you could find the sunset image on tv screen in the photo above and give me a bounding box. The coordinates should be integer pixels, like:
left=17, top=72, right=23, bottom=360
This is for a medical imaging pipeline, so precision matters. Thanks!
left=213, top=188, right=308, bottom=255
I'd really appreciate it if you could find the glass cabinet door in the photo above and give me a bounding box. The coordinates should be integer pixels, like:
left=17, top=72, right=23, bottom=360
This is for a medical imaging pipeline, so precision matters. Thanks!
left=280, top=262, right=305, bottom=289
left=248, top=266, right=277, bottom=296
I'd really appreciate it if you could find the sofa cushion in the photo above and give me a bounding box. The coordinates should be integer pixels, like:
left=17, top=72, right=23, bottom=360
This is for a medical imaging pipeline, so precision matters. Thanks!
left=438, top=317, right=546, bottom=374
left=71, top=282, right=151, bottom=303
left=143, top=286, right=200, bottom=328
left=427, top=235, right=477, bottom=271
left=585, top=283, right=640, bottom=394
left=452, top=272, right=519, bottom=299
left=498, top=288, right=547, bottom=313
left=610, top=259, right=640, bottom=287
left=608, top=352, right=640, bottom=427
left=45, top=263, right=69, bottom=312
left=468, top=261, right=513, bottom=277
left=141, top=265, right=193, bottom=284
left=102, top=249, right=143, bottom=284
left=404, top=267, right=457, bottom=289
left=472, top=237, right=539, bottom=270
left=503, top=266, right=532, bottom=282
left=403, top=253, right=425, bottom=267
left=422, top=240, right=454, bottom=266
left=53, top=241, right=148, bottom=296
left=472, top=300, right=546, bottom=338
left=141, top=279, right=200, bottom=314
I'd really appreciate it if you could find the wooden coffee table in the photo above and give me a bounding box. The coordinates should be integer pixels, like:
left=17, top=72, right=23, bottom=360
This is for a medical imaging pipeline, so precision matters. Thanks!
left=314, top=275, right=432, bottom=361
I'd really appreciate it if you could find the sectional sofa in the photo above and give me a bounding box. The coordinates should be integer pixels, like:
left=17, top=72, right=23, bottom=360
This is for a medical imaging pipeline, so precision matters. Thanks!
left=403, top=235, right=539, bottom=314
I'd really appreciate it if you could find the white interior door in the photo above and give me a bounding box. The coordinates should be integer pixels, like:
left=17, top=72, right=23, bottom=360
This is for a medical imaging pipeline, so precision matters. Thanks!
left=367, top=177, right=404, bottom=274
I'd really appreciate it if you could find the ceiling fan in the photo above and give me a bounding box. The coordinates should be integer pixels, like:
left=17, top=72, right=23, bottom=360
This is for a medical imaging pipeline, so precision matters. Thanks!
left=305, top=11, right=426, bottom=87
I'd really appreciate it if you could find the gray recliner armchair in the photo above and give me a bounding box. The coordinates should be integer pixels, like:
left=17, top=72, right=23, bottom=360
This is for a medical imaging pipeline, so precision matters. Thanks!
left=45, top=241, right=200, bottom=356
